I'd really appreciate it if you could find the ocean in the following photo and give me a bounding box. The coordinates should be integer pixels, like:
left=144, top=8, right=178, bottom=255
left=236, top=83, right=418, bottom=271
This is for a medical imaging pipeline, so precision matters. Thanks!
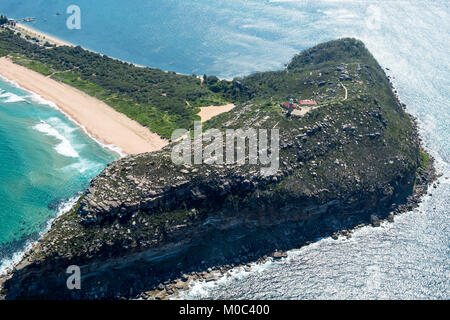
left=0, top=0, right=448, bottom=299
left=0, top=77, right=116, bottom=274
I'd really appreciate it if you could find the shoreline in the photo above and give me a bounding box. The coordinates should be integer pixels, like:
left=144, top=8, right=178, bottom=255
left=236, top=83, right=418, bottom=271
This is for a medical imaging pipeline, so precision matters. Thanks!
left=13, top=23, right=74, bottom=47
left=144, top=153, right=439, bottom=300
left=0, top=73, right=127, bottom=157
left=0, top=37, right=440, bottom=300
left=0, top=57, right=169, bottom=155
left=0, top=195, right=81, bottom=276
left=6, top=24, right=232, bottom=80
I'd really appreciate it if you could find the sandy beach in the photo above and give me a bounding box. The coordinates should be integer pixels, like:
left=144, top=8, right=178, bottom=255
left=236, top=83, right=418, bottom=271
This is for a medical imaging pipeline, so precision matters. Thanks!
left=14, top=23, right=73, bottom=47
left=0, top=57, right=168, bottom=155
left=198, top=103, right=235, bottom=122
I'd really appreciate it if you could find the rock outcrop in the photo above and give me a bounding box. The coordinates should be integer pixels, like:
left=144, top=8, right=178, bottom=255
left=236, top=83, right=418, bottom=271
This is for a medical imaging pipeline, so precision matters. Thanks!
left=0, top=38, right=435, bottom=300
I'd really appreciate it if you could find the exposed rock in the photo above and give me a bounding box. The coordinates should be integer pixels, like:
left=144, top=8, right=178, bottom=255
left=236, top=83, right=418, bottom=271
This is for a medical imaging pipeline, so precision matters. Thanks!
left=371, top=215, right=381, bottom=227
left=272, top=251, right=288, bottom=259
left=0, top=38, right=436, bottom=300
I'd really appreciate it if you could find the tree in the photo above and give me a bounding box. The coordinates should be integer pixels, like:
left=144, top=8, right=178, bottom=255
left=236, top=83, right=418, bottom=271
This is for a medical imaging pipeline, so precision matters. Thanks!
left=0, top=15, right=8, bottom=26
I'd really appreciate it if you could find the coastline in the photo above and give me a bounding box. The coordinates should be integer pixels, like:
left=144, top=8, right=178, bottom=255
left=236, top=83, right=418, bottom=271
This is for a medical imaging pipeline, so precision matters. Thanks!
left=0, top=25, right=236, bottom=152
left=0, top=57, right=168, bottom=155
left=14, top=23, right=73, bottom=47
left=148, top=150, right=438, bottom=300
left=9, top=25, right=232, bottom=79
left=0, top=195, right=81, bottom=276
left=0, top=38, right=439, bottom=300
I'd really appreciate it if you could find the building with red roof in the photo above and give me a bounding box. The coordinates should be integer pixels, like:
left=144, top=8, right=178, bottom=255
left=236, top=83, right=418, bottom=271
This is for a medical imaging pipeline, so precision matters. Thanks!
left=280, top=102, right=299, bottom=109
left=298, top=99, right=317, bottom=106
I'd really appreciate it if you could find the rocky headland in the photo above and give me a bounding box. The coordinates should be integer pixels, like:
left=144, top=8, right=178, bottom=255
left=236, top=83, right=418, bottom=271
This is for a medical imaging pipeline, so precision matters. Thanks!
left=0, top=38, right=436, bottom=299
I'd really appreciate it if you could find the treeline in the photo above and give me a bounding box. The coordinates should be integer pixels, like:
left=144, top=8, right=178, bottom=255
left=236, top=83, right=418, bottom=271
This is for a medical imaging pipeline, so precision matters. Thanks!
left=0, top=29, right=381, bottom=138
left=0, top=29, right=248, bottom=137
left=0, top=15, right=8, bottom=25
left=209, top=38, right=385, bottom=102
left=287, top=38, right=376, bottom=70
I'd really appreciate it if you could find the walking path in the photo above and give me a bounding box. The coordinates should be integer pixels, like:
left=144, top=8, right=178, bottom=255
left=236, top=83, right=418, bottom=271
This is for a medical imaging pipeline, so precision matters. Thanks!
left=290, top=80, right=348, bottom=117
left=340, top=81, right=348, bottom=101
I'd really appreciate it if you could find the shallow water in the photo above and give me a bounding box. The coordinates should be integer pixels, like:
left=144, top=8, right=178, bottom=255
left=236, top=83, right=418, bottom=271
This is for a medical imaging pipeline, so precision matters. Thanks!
left=0, top=77, right=116, bottom=273
left=0, top=0, right=448, bottom=298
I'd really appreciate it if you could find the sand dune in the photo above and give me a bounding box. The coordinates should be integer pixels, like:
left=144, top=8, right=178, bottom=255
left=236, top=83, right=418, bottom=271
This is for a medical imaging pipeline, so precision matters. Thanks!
left=198, top=103, right=235, bottom=122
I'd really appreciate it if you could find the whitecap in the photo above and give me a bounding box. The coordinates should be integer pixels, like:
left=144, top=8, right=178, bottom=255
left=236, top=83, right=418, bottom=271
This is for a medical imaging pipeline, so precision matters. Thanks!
left=63, top=158, right=104, bottom=174
left=0, top=196, right=81, bottom=276
left=25, top=92, right=59, bottom=109
left=33, top=120, right=80, bottom=158
left=47, top=116, right=77, bottom=134
left=0, top=92, right=25, bottom=103
left=0, top=74, right=125, bottom=157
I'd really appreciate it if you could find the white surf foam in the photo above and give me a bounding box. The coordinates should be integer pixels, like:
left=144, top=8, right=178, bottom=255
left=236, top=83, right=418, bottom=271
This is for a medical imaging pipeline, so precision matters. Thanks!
left=63, top=158, right=104, bottom=174
left=26, top=91, right=59, bottom=109
left=33, top=120, right=80, bottom=158
left=176, top=259, right=279, bottom=300
left=0, top=75, right=21, bottom=89
left=0, top=75, right=126, bottom=157
left=36, top=101, right=126, bottom=157
left=0, top=196, right=80, bottom=276
left=0, top=92, right=25, bottom=103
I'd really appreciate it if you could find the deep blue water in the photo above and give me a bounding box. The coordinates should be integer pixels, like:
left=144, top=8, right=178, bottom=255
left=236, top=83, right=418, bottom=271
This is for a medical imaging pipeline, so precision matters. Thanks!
left=0, top=0, right=448, bottom=299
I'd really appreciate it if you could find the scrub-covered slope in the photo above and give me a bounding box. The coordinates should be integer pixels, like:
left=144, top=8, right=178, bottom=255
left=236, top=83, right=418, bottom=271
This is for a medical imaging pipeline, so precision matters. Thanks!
left=0, top=39, right=434, bottom=299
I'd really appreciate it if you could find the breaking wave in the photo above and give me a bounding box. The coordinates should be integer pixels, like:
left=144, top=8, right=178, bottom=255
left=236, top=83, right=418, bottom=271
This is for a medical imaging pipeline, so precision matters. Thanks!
left=0, top=91, right=25, bottom=103
left=33, top=120, right=80, bottom=158
left=0, top=196, right=81, bottom=276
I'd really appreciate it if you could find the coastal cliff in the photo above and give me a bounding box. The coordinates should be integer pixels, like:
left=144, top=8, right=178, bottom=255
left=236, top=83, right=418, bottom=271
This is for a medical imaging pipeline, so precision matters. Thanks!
left=0, top=38, right=435, bottom=299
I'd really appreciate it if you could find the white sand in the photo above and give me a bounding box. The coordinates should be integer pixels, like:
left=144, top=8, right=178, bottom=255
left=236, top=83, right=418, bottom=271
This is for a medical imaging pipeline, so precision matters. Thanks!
left=0, top=57, right=168, bottom=155
left=14, top=23, right=73, bottom=47
left=198, top=103, right=235, bottom=122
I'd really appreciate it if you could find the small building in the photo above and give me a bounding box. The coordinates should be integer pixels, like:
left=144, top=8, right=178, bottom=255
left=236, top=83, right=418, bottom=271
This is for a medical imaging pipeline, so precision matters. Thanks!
left=8, top=19, right=17, bottom=27
left=280, top=102, right=299, bottom=110
left=298, top=99, right=317, bottom=106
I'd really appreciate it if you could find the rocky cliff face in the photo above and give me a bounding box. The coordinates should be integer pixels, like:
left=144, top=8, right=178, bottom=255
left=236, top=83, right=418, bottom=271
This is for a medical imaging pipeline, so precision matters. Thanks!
left=0, top=38, right=435, bottom=299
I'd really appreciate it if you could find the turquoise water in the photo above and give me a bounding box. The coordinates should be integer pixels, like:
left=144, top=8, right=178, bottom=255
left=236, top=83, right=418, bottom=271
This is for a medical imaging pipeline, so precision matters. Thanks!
left=0, top=0, right=449, bottom=299
left=0, top=78, right=116, bottom=272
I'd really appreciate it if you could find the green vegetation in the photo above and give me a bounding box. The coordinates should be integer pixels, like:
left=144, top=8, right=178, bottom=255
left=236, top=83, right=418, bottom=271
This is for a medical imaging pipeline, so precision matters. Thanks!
left=12, top=55, right=54, bottom=75
left=0, top=29, right=232, bottom=138
left=287, top=39, right=378, bottom=71
left=0, top=28, right=401, bottom=145
left=1, top=37, right=434, bottom=300
left=419, top=150, right=430, bottom=169
left=0, top=30, right=422, bottom=181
